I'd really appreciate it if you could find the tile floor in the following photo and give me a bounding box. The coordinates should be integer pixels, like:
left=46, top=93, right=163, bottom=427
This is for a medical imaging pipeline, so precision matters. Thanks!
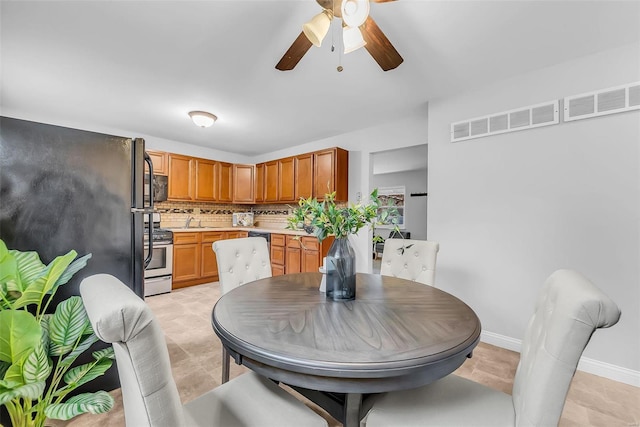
left=62, top=281, right=639, bottom=427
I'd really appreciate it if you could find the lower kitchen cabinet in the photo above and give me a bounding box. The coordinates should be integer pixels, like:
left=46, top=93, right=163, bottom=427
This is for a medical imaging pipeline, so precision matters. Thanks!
left=173, top=242, right=200, bottom=283
left=173, top=230, right=248, bottom=289
left=271, top=234, right=334, bottom=276
left=270, top=234, right=286, bottom=277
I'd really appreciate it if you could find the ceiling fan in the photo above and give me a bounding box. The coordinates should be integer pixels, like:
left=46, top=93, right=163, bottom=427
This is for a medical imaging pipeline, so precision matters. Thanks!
left=276, top=0, right=403, bottom=72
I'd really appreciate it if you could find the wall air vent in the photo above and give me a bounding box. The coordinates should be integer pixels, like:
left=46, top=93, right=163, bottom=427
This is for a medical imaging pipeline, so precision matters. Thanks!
left=451, top=100, right=559, bottom=142
left=564, top=82, right=640, bottom=122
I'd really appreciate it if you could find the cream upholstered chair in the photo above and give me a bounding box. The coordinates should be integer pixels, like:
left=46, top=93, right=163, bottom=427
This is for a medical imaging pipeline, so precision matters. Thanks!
left=80, top=274, right=327, bottom=427
left=380, top=239, right=439, bottom=286
left=362, top=269, right=621, bottom=427
left=213, top=236, right=272, bottom=382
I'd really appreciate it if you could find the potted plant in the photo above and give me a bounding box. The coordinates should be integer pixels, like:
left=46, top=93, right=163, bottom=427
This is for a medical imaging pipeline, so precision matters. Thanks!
left=287, top=189, right=399, bottom=301
left=0, top=239, right=115, bottom=427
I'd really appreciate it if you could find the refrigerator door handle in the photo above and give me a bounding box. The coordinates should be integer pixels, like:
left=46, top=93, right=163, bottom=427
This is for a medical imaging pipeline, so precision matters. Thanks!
left=143, top=151, right=154, bottom=268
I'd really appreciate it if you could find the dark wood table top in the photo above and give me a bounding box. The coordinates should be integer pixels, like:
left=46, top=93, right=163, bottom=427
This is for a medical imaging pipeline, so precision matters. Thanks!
left=212, top=272, right=481, bottom=394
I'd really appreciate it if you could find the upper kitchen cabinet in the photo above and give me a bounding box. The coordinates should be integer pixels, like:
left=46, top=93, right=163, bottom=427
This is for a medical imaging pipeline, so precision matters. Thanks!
left=264, top=160, right=279, bottom=203
left=194, top=159, right=218, bottom=201
left=255, top=163, right=265, bottom=203
left=167, top=154, right=194, bottom=200
left=218, top=162, right=233, bottom=203
left=278, top=157, right=295, bottom=202
left=233, top=164, right=255, bottom=203
left=314, top=147, right=348, bottom=201
left=295, top=153, right=313, bottom=200
left=145, top=150, right=168, bottom=175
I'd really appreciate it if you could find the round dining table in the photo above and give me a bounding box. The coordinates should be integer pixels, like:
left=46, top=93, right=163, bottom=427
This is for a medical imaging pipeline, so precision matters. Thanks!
left=211, top=272, right=481, bottom=427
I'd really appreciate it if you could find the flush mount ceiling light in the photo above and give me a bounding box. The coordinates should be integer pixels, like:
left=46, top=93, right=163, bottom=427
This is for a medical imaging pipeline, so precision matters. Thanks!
left=188, top=111, right=217, bottom=128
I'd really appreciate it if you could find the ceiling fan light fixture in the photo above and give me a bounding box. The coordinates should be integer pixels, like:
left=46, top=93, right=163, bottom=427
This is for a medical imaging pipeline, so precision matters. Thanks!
left=341, top=0, right=370, bottom=28
left=302, top=9, right=333, bottom=47
left=188, top=111, right=217, bottom=128
left=343, top=26, right=366, bottom=54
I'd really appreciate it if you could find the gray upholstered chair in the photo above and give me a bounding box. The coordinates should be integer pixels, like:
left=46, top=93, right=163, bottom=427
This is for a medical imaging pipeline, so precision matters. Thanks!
left=80, top=274, right=327, bottom=427
left=380, top=239, right=439, bottom=286
left=362, top=269, right=621, bottom=427
left=213, top=236, right=272, bottom=382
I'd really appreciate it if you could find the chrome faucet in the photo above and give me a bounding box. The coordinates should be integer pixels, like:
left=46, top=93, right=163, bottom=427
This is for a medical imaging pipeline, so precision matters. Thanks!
left=184, top=216, right=194, bottom=228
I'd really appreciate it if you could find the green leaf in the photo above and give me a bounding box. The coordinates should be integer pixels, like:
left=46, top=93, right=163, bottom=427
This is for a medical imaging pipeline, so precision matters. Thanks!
left=92, top=347, right=115, bottom=361
left=49, top=296, right=88, bottom=355
left=50, top=253, right=92, bottom=295
left=23, top=344, right=51, bottom=383
left=0, top=310, right=41, bottom=363
left=0, top=240, right=20, bottom=292
left=12, top=250, right=77, bottom=310
left=40, top=314, right=51, bottom=356
left=0, top=381, right=46, bottom=405
left=62, top=359, right=112, bottom=391
left=59, top=334, right=98, bottom=368
left=0, top=360, right=9, bottom=379
left=11, top=249, right=47, bottom=290
left=45, top=390, right=114, bottom=420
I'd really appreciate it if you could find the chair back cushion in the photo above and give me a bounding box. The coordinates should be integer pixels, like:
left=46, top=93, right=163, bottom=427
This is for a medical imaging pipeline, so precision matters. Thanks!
left=213, top=237, right=272, bottom=295
left=80, top=274, right=185, bottom=427
left=380, top=239, right=439, bottom=286
left=512, top=269, right=621, bottom=426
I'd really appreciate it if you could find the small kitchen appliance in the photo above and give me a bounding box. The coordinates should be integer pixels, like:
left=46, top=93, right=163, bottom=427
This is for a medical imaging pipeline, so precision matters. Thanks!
left=232, top=212, right=254, bottom=227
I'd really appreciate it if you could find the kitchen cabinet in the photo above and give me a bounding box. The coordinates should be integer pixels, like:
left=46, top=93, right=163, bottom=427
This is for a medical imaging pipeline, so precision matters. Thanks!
left=295, top=153, right=313, bottom=200
left=167, top=154, right=194, bottom=200
left=314, top=147, right=349, bottom=201
left=278, top=157, right=295, bottom=202
left=194, top=158, right=218, bottom=201
left=285, top=236, right=302, bottom=274
left=255, top=163, right=265, bottom=203
left=233, top=164, right=255, bottom=203
left=218, top=162, right=233, bottom=203
left=173, top=230, right=249, bottom=288
left=172, top=232, right=200, bottom=283
left=201, top=231, right=226, bottom=278
left=145, top=150, right=168, bottom=175
left=264, top=160, right=279, bottom=202
left=270, top=234, right=286, bottom=276
left=164, top=146, right=348, bottom=205
left=226, top=231, right=248, bottom=239
left=274, top=234, right=334, bottom=275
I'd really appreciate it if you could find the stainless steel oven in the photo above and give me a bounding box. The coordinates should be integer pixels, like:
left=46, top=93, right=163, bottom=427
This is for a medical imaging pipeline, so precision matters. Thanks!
left=144, top=213, right=173, bottom=297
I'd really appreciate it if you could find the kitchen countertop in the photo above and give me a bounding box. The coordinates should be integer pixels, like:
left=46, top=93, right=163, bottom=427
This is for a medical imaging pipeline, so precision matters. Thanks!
left=166, top=226, right=315, bottom=237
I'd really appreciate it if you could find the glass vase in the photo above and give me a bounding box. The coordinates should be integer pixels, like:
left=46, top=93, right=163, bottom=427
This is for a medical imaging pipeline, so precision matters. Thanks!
left=326, top=237, right=356, bottom=301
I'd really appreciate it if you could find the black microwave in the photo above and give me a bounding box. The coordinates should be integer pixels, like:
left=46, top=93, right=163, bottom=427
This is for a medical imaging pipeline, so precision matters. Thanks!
left=144, top=174, right=168, bottom=202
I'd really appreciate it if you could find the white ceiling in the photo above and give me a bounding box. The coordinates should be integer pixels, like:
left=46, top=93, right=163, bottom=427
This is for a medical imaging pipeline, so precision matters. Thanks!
left=2, top=1, right=639, bottom=156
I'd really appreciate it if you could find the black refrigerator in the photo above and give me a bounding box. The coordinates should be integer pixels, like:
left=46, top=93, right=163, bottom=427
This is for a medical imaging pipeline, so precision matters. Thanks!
left=0, top=116, right=153, bottom=392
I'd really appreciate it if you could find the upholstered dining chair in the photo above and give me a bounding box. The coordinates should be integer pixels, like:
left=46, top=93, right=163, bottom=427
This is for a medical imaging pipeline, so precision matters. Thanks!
left=213, top=236, right=272, bottom=382
left=79, top=274, right=327, bottom=427
left=380, top=239, right=439, bottom=286
left=362, top=269, right=621, bottom=427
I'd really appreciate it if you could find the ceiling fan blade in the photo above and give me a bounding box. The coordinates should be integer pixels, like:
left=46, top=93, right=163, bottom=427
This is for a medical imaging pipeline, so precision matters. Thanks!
left=276, top=32, right=313, bottom=71
left=360, top=15, right=403, bottom=71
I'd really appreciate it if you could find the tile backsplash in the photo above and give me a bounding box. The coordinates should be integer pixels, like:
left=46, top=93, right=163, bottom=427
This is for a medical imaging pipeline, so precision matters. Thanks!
left=156, top=201, right=292, bottom=229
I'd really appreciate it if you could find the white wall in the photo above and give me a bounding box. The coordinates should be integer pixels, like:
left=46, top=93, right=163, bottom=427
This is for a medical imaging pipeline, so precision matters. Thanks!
left=428, top=42, right=640, bottom=381
left=371, top=169, right=428, bottom=240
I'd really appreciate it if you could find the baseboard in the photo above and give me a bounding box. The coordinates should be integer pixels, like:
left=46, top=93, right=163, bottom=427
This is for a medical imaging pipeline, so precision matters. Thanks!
left=480, top=331, right=640, bottom=387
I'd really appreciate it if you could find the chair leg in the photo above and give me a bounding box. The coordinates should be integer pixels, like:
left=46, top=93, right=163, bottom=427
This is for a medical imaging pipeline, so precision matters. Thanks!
left=222, top=346, right=230, bottom=384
